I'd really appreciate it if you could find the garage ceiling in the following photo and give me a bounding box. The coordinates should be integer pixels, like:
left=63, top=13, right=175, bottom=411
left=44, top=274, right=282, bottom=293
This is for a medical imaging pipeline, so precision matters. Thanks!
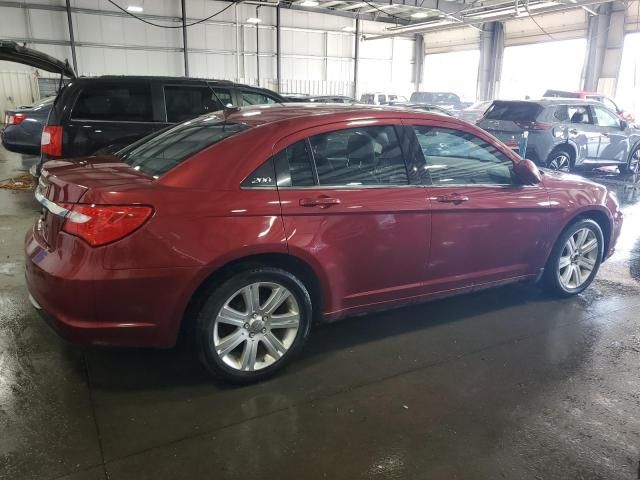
left=278, top=0, right=615, bottom=37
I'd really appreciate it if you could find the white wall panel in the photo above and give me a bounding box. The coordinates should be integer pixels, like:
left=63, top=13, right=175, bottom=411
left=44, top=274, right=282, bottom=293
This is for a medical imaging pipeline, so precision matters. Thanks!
left=2, top=7, right=29, bottom=38
left=504, top=9, right=587, bottom=45
left=424, top=27, right=480, bottom=53
left=0, top=71, right=39, bottom=119
left=188, top=52, right=236, bottom=80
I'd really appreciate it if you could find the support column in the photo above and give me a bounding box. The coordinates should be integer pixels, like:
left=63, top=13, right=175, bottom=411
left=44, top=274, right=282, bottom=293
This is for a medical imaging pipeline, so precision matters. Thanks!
left=476, top=21, right=504, bottom=101
left=276, top=5, right=282, bottom=92
left=353, top=18, right=360, bottom=98
left=181, top=0, right=189, bottom=77
left=64, top=0, right=78, bottom=74
left=582, top=1, right=626, bottom=95
left=414, top=33, right=424, bottom=92
left=255, top=6, right=260, bottom=86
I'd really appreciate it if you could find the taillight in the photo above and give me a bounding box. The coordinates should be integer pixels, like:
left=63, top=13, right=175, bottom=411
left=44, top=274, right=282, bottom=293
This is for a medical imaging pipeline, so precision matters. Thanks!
left=62, top=204, right=154, bottom=246
left=41, top=125, right=63, bottom=157
left=8, top=113, right=27, bottom=125
left=514, top=121, right=552, bottom=130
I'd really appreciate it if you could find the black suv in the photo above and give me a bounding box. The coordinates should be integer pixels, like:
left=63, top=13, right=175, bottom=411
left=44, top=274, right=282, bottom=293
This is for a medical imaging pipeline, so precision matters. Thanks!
left=0, top=41, right=284, bottom=172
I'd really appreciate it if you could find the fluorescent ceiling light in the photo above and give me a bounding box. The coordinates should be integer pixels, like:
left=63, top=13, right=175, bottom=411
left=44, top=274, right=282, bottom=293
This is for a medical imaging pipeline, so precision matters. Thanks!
left=342, top=25, right=356, bottom=32
left=300, top=0, right=319, bottom=6
left=246, top=17, right=262, bottom=23
left=411, top=12, right=429, bottom=18
left=126, top=5, right=143, bottom=13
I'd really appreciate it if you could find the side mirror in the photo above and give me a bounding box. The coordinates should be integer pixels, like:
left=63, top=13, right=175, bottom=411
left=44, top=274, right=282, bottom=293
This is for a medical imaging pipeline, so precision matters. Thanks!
left=620, top=120, right=628, bottom=130
left=514, top=158, right=541, bottom=185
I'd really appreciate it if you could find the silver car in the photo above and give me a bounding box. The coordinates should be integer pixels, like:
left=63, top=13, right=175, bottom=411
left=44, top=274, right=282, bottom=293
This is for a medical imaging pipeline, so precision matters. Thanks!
left=477, top=98, right=640, bottom=174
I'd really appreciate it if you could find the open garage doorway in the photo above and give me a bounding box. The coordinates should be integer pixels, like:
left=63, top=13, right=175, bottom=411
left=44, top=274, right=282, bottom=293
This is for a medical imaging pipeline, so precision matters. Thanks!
left=422, top=49, right=480, bottom=103
left=500, top=38, right=586, bottom=100
left=617, top=32, right=640, bottom=121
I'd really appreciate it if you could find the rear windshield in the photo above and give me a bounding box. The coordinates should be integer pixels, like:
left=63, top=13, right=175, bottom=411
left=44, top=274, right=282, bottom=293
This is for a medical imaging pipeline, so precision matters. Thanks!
left=121, top=115, right=248, bottom=177
left=484, top=102, right=542, bottom=121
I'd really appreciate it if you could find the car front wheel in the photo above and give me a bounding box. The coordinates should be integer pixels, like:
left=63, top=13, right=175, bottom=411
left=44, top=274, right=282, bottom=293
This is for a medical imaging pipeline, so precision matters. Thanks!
left=195, top=267, right=313, bottom=383
left=543, top=219, right=604, bottom=297
left=619, top=146, right=640, bottom=174
left=545, top=147, right=573, bottom=172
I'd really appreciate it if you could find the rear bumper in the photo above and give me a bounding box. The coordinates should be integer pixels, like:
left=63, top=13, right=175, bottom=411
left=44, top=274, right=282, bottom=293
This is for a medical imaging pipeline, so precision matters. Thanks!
left=24, top=227, right=199, bottom=348
left=1, top=127, right=41, bottom=155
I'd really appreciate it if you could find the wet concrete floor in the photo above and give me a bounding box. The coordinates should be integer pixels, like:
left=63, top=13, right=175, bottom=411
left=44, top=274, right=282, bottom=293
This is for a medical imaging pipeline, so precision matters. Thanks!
left=1, top=145, right=639, bottom=480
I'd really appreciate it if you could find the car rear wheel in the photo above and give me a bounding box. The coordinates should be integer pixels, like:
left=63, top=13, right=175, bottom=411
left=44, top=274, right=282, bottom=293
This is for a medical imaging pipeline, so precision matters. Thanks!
left=542, top=219, right=603, bottom=297
left=619, top=147, right=640, bottom=174
left=195, top=267, right=312, bottom=383
left=545, top=147, right=573, bottom=172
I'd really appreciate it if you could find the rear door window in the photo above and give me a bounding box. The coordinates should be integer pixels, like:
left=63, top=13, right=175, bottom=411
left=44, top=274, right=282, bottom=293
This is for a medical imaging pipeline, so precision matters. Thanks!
left=72, top=82, right=153, bottom=122
left=121, top=116, right=248, bottom=177
left=164, top=85, right=224, bottom=123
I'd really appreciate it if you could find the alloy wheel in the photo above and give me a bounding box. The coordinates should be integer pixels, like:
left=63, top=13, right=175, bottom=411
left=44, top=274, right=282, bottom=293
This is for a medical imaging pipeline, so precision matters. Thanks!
left=548, top=153, right=571, bottom=172
left=558, top=228, right=599, bottom=290
left=213, top=282, right=300, bottom=371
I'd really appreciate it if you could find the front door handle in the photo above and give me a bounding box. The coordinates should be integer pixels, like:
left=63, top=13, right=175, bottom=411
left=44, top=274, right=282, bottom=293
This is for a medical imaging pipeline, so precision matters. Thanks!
left=435, top=194, right=469, bottom=204
left=569, top=128, right=579, bottom=135
left=299, top=196, right=341, bottom=208
left=602, top=132, right=610, bottom=137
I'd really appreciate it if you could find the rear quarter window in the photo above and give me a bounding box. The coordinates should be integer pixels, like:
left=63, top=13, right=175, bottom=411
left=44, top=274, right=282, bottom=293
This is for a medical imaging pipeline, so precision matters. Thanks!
left=71, top=82, right=153, bottom=122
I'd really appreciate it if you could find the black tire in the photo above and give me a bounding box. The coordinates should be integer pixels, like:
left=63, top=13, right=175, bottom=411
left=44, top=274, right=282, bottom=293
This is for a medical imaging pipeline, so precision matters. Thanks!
left=542, top=218, right=604, bottom=297
left=618, top=146, right=640, bottom=174
left=195, top=267, right=312, bottom=384
left=545, top=146, right=574, bottom=172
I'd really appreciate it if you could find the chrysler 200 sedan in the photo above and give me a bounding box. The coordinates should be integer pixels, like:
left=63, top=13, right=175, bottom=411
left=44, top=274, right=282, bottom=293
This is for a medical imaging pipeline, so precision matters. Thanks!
left=25, top=104, right=623, bottom=383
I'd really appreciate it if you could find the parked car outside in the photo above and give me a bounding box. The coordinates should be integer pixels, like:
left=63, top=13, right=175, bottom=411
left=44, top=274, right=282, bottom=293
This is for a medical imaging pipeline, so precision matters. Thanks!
left=282, top=94, right=357, bottom=103
left=410, top=91, right=464, bottom=111
left=360, top=93, right=407, bottom=105
left=543, top=89, right=635, bottom=123
left=477, top=99, right=640, bottom=174
left=2, top=96, right=55, bottom=154
left=26, top=103, right=622, bottom=383
left=456, top=100, right=493, bottom=124
left=0, top=41, right=284, bottom=175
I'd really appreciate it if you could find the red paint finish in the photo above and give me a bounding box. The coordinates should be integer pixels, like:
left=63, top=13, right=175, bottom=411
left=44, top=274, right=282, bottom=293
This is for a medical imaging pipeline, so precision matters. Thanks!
left=24, top=104, right=623, bottom=347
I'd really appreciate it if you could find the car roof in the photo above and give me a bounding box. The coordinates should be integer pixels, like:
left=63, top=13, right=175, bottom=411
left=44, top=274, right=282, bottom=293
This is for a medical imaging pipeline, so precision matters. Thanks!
left=220, top=103, right=464, bottom=129
left=493, top=98, right=603, bottom=107
left=71, top=76, right=274, bottom=91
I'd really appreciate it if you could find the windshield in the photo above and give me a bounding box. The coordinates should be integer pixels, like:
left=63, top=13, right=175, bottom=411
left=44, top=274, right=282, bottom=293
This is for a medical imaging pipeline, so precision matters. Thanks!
left=411, top=92, right=460, bottom=104
left=121, top=115, right=248, bottom=177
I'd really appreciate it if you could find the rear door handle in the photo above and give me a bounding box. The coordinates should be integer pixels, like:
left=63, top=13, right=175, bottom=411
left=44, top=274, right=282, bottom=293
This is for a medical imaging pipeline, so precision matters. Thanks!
left=569, top=128, right=579, bottom=135
left=602, top=132, right=610, bottom=137
left=299, top=196, right=341, bottom=208
left=435, top=194, right=469, bottom=204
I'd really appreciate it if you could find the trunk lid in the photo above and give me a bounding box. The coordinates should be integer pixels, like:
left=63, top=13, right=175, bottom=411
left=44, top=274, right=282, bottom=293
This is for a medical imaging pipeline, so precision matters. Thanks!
left=36, top=158, right=153, bottom=246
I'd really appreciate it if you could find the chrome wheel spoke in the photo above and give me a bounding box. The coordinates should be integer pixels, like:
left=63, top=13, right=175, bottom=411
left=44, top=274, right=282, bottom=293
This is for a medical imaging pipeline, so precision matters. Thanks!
left=239, top=340, right=259, bottom=371
left=262, top=332, right=287, bottom=360
left=574, top=229, right=588, bottom=249
left=581, top=238, right=597, bottom=254
left=262, top=286, right=291, bottom=315
left=567, top=235, right=577, bottom=254
left=558, top=256, right=571, bottom=269
left=269, top=312, right=300, bottom=329
left=574, top=265, right=583, bottom=286
left=241, top=284, right=262, bottom=312
left=217, top=305, right=248, bottom=327
left=561, top=264, right=573, bottom=284
left=578, top=256, right=595, bottom=269
left=216, top=329, right=245, bottom=358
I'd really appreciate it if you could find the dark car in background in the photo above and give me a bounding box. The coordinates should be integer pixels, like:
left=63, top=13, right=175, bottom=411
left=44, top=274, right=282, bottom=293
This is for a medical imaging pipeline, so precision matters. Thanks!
left=389, top=103, right=453, bottom=116
left=2, top=96, right=54, bottom=154
left=0, top=41, right=284, bottom=174
left=410, top=91, right=464, bottom=111
left=477, top=98, right=640, bottom=173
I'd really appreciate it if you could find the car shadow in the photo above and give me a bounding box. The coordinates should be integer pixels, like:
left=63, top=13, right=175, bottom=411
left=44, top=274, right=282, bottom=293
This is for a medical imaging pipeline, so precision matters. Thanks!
left=84, top=282, right=545, bottom=392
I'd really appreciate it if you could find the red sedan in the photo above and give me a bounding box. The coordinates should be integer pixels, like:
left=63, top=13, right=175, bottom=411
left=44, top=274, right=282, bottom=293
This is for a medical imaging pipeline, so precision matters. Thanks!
left=25, top=104, right=623, bottom=383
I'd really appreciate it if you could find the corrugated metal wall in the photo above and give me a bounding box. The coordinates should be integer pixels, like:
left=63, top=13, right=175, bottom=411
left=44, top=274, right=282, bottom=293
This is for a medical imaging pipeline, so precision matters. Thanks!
left=0, top=71, right=39, bottom=120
